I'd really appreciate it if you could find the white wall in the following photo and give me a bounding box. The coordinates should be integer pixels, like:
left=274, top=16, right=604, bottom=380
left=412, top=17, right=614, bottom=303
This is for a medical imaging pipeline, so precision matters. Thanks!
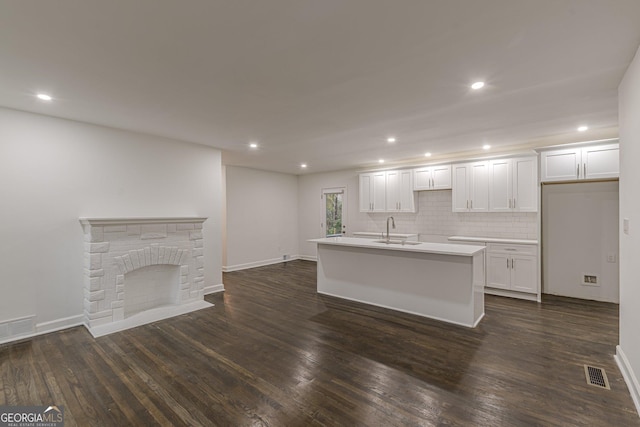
left=298, top=170, right=538, bottom=259
left=618, top=44, right=640, bottom=414
left=0, top=107, right=223, bottom=333
left=225, top=166, right=298, bottom=270
left=542, top=182, right=619, bottom=302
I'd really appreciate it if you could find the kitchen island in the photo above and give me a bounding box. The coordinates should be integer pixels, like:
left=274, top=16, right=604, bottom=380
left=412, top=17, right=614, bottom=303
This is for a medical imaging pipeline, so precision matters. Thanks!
left=309, top=237, right=486, bottom=327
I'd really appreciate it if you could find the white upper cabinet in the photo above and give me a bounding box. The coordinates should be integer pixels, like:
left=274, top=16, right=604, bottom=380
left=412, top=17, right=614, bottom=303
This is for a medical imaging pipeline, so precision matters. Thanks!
left=413, top=164, right=452, bottom=191
left=359, top=171, right=386, bottom=212
left=582, top=144, right=619, bottom=180
left=359, top=170, right=415, bottom=213
left=540, top=143, right=619, bottom=182
left=387, top=170, right=415, bottom=212
left=359, top=173, right=372, bottom=212
left=385, top=170, right=399, bottom=211
left=489, top=157, right=538, bottom=212
left=452, top=161, right=489, bottom=212
left=398, top=170, right=415, bottom=212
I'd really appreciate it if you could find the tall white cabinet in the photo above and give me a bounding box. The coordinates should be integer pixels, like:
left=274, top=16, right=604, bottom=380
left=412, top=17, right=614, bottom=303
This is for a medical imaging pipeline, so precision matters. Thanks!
left=540, top=142, right=619, bottom=182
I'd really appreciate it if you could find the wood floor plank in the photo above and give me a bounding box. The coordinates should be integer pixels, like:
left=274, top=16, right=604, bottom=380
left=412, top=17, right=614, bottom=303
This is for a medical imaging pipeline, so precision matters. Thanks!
left=0, top=260, right=638, bottom=426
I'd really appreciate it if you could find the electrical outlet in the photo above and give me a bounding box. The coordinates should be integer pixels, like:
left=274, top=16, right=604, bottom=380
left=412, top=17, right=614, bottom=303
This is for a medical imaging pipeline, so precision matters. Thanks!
left=607, top=253, right=616, bottom=263
left=624, top=218, right=630, bottom=235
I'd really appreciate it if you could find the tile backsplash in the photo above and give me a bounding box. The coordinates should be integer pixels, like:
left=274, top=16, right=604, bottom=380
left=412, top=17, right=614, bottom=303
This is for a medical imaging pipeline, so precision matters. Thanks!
left=351, top=190, right=538, bottom=240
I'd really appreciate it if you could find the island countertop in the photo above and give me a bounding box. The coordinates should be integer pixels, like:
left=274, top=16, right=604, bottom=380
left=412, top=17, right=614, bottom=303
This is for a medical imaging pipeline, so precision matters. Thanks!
left=309, top=237, right=485, bottom=256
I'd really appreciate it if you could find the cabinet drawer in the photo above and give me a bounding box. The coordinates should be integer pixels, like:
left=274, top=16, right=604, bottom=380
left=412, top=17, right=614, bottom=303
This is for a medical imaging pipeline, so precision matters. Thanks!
left=486, top=243, right=536, bottom=255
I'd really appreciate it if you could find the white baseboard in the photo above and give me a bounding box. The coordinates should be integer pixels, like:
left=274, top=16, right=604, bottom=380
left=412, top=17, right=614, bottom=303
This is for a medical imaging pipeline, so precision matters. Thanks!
left=615, top=345, right=640, bottom=417
left=485, top=287, right=538, bottom=302
left=204, top=283, right=225, bottom=294
left=36, top=315, right=84, bottom=335
left=0, top=314, right=84, bottom=345
left=223, top=255, right=301, bottom=272
left=299, top=255, right=317, bottom=262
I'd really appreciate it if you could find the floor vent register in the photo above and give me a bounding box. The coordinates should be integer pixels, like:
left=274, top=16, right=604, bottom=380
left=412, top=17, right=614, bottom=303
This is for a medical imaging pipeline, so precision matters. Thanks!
left=584, top=365, right=610, bottom=390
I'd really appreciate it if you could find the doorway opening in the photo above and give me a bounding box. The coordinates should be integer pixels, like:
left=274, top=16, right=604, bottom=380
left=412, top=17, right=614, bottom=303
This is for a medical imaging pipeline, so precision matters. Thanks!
left=321, top=187, right=346, bottom=237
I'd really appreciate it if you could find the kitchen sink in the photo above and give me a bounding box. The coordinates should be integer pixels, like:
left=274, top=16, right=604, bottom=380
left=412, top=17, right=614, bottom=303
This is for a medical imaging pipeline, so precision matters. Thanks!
left=373, top=239, right=422, bottom=246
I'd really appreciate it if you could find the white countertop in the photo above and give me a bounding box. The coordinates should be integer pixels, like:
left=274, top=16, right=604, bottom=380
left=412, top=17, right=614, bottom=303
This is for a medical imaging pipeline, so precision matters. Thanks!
left=309, top=237, right=485, bottom=256
left=352, top=231, right=418, bottom=238
left=448, top=235, right=538, bottom=245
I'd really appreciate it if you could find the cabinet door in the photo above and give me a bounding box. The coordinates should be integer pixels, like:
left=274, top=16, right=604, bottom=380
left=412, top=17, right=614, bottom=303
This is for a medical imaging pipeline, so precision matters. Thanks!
left=540, top=148, right=581, bottom=182
left=398, top=170, right=415, bottom=212
left=469, top=161, right=489, bottom=212
left=359, top=174, right=372, bottom=212
left=488, top=159, right=512, bottom=212
left=583, top=144, right=619, bottom=180
left=452, top=163, right=470, bottom=212
left=513, top=157, right=538, bottom=212
left=385, top=171, right=400, bottom=211
left=413, top=167, right=432, bottom=191
left=372, top=172, right=387, bottom=212
left=487, top=253, right=510, bottom=290
left=431, top=165, right=452, bottom=190
left=510, top=255, right=537, bottom=293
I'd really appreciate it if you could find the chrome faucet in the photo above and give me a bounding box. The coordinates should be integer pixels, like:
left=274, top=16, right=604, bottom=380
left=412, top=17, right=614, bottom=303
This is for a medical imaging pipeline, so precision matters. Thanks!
left=386, top=216, right=396, bottom=242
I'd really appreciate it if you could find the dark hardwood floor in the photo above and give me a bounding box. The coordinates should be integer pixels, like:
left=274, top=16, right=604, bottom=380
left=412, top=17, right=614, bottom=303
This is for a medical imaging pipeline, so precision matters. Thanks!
left=1, top=260, right=638, bottom=426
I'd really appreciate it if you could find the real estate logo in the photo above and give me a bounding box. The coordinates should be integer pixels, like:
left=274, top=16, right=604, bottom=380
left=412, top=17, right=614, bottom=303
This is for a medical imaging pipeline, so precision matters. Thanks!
left=0, top=405, right=64, bottom=427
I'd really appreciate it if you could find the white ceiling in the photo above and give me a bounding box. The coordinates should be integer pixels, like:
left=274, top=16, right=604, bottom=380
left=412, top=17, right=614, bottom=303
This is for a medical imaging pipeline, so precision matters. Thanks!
left=2, top=1, right=640, bottom=175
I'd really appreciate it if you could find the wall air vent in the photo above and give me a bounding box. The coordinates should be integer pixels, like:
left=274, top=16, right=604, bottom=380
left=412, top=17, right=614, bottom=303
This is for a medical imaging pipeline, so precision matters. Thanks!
left=581, top=273, right=599, bottom=286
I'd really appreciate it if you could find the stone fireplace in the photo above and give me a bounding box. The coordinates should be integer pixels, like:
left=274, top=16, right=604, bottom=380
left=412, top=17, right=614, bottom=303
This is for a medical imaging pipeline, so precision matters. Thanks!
left=79, top=217, right=212, bottom=337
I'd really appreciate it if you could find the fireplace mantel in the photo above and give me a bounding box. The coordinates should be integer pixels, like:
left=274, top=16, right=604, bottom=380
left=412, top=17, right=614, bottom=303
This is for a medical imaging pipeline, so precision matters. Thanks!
left=80, top=217, right=208, bottom=226
left=79, top=216, right=212, bottom=337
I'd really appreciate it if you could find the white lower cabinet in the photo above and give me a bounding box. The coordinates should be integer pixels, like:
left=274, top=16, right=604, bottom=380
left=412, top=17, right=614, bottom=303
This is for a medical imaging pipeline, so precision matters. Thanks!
left=486, top=243, right=537, bottom=294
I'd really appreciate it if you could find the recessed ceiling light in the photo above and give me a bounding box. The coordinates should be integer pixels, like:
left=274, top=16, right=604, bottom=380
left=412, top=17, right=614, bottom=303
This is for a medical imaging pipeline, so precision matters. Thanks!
left=387, top=137, right=396, bottom=143
left=249, top=142, right=258, bottom=149
left=300, top=163, right=307, bottom=168
left=378, top=159, right=385, bottom=164
left=471, top=81, right=485, bottom=90
left=424, top=152, right=432, bottom=157
left=482, top=144, right=491, bottom=150
left=36, top=93, right=53, bottom=101
left=578, top=126, right=589, bottom=132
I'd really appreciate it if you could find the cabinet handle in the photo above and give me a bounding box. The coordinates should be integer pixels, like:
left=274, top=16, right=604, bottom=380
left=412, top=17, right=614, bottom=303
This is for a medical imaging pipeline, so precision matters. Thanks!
left=509, top=199, right=511, bottom=208
left=584, top=163, right=586, bottom=178
left=507, top=258, right=509, bottom=269
left=513, top=198, right=516, bottom=208
left=466, top=200, right=469, bottom=209
left=512, top=258, right=515, bottom=269
left=577, top=164, right=580, bottom=179
left=470, top=200, right=473, bottom=209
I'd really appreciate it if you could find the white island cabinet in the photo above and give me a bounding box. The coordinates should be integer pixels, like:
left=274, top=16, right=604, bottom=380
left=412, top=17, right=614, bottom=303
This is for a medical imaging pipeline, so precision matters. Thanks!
left=309, top=237, right=486, bottom=328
